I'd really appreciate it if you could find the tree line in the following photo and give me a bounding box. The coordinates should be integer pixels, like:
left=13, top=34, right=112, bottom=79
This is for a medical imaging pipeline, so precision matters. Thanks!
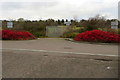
left=1, top=15, right=120, bottom=37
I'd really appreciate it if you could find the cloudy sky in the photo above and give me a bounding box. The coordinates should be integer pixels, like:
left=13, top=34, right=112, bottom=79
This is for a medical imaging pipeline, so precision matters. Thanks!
left=0, top=0, right=119, bottom=20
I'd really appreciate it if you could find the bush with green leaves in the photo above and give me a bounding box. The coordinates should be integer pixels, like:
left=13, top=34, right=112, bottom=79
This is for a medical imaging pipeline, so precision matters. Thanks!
left=62, top=32, right=78, bottom=38
left=98, top=28, right=120, bottom=34
left=78, top=27, right=87, bottom=33
left=29, top=31, right=46, bottom=38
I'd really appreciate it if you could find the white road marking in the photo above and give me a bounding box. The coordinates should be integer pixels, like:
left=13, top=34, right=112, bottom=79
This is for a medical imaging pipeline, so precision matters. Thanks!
left=1, top=48, right=118, bottom=57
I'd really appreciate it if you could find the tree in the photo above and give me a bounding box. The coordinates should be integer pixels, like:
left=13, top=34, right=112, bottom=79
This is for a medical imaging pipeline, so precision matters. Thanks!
left=17, top=18, right=25, bottom=22
left=80, top=14, right=109, bottom=31
left=61, top=19, right=64, bottom=23
left=65, top=19, right=68, bottom=22
left=57, top=19, right=61, bottom=25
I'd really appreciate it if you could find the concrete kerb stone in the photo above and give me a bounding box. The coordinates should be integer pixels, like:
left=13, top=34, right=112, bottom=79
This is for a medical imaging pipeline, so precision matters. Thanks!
left=65, top=38, right=119, bottom=45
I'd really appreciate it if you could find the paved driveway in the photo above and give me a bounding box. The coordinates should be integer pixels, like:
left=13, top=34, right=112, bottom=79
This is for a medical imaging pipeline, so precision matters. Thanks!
left=1, top=38, right=119, bottom=78
left=2, top=38, right=118, bottom=56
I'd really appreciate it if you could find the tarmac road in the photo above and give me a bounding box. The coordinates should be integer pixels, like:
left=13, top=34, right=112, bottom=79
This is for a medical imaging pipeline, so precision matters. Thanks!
left=1, top=38, right=119, bottom=78
left=2, top=38, right=118, bottom=55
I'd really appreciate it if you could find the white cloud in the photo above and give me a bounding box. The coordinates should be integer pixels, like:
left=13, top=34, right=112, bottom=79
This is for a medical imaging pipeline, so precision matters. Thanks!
left=0, top=0, right=119, bottom=20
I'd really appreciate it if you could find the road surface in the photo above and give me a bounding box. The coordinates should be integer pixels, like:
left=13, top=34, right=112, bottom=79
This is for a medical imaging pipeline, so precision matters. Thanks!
left=1, top=38, right=119, bottom=78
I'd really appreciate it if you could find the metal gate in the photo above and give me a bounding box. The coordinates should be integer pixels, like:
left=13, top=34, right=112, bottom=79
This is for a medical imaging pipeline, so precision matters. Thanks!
left=46, top=26, right=67, bottom=37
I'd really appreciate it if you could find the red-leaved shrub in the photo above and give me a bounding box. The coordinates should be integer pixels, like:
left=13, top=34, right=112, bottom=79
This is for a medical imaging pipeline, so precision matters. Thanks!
left=74, top=30, right=120, bottom=43
left=0, top=30, right=36, bottom=40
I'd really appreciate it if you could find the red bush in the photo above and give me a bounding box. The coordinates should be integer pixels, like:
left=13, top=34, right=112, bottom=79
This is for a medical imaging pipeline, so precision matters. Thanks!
left=1, top=30, right=36, bottom=40
left=74, top=30, right=120, bottom=43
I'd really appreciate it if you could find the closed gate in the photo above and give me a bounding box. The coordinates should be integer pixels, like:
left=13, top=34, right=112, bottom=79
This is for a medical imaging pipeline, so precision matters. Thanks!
left=46, top=26, right=67, bottom=37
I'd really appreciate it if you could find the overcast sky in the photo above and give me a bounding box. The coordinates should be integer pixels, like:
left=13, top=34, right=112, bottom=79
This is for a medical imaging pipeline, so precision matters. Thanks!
left=0, top=0, right=119, bottom=20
